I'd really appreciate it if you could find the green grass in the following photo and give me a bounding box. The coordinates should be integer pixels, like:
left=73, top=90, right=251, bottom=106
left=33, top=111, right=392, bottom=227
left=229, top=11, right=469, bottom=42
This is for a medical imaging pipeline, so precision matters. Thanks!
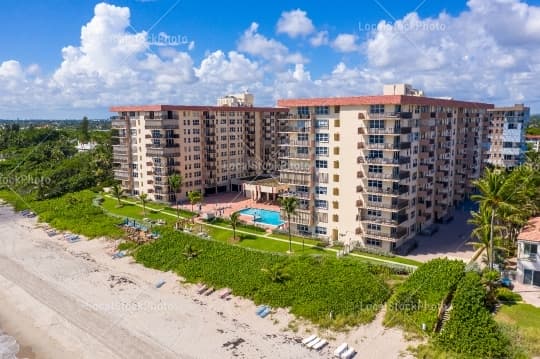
left=351, top=250, right=423, bottom=266
left=496, top=303, right=540, bottom=357
left=135, top=227, right=392, bottom=328
left=270, top=232, right=324, bottom=246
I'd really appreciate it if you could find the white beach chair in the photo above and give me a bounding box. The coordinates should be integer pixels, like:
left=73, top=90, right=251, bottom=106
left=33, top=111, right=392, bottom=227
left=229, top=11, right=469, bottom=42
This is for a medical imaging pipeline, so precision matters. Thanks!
left=306, top=337, right=321, bottom=348
left=340, top=347, right=356, bottom=359
left=196, top=284, right=208, bottom=294
left=312, top=339, right=328, bottom=350
left=334, top=343, right=348, bottom=357
left=302, top=334, right=317, bottom=345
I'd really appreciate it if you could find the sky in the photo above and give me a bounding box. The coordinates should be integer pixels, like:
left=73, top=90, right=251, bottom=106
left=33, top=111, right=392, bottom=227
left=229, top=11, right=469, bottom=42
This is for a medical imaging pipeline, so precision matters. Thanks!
left=0, top=0, right=540, bottom=119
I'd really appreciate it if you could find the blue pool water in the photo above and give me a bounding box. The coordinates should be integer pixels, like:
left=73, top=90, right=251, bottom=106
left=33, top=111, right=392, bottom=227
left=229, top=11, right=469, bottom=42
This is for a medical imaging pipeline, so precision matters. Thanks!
left=238, top=208, right=284, bottom=226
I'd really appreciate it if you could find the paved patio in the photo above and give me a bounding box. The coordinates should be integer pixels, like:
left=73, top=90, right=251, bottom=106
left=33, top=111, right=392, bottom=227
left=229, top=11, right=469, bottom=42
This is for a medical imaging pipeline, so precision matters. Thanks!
left=405, top=205, right=476, bottom=263
left=511, top=281, right=540, bottom=307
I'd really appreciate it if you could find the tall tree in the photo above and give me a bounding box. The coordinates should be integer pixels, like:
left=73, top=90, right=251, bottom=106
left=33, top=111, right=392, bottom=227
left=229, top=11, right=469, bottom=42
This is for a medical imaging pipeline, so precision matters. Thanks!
left=187, top=190, right=202, bottom=222
left=472, top=168, right=519, bottom=269
left=80, top=116, right=90, bottom=143
left=280, top=197, right=298, bottom=253
left=168, top=173, right=183, bottom=221
left=111, top=183, right=124, bottom=207
left=230, top=211, right=240, bottom=241
left=139, top=192, right=148, bottom=216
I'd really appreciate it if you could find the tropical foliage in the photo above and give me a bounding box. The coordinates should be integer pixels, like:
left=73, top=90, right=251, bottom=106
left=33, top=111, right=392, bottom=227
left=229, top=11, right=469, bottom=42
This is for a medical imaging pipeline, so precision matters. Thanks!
left=279, top=197, right=298, bottom=252
left=135, top=227, right=391, bottom=327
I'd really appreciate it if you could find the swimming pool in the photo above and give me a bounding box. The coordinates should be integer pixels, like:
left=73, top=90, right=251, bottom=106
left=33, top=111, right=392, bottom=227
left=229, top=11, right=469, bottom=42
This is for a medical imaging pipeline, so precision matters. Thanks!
left=238, top=208, right=284, bottom=226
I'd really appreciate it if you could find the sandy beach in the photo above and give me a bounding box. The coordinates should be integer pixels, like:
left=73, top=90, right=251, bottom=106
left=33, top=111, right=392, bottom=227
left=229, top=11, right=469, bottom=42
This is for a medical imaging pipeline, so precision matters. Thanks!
left=0, top=203, right=416, bottom=359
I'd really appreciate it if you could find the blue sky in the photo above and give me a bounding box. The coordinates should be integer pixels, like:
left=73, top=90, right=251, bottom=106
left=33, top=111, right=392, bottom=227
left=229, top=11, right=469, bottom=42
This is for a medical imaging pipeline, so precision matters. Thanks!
left=0, top=0, right=539, bottom=118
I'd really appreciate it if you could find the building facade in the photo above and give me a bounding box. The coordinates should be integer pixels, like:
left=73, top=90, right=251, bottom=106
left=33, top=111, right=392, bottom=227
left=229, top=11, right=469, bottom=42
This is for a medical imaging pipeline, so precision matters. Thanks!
left=484, top=104, right=530, bottom=169
left=516, top=217, right=540, bottom=287
left=110, top=98, right=288, bottom=202
left=277, top=86, right=493, bottom=252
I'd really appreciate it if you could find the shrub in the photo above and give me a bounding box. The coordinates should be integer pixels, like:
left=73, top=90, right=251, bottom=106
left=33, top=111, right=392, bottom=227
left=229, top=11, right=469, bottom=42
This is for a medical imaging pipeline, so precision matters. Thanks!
left=436, top=271, right=511, bottom=358
left=135, top=227, right=391, bottom=327
left=496, top=287, right=522, bottom=304
left=385, top=258, right=465, bottom=333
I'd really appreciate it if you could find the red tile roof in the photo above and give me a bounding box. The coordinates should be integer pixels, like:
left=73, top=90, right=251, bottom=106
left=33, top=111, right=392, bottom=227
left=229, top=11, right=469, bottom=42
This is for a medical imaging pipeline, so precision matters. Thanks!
left=277, top=95, right=493, bottom=109
left=518, top=217, right=540, bottom=243
left=110, top=105, right=288, bottom=112
left=526, top=135, right=540, bottom=140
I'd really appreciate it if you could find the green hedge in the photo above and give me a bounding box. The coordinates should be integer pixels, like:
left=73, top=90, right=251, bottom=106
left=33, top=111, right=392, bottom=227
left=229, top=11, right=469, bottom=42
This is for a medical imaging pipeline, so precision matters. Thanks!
left=436, top=271, right=511, bottom=358
left=385, top=258, right=465, bottom=333
left=135, top=227, right=391, bottom=327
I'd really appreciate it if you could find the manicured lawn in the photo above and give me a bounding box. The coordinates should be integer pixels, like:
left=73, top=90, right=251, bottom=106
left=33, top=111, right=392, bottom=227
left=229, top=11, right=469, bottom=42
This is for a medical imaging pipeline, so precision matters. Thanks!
left=270, top=232, right=323, bottom=246
left=496, top=303, right=540, bottom=357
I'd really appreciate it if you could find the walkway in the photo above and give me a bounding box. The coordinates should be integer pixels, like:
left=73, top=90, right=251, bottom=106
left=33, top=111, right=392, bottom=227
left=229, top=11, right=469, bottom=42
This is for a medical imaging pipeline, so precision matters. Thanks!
left=101, top=195, right=417, bottom=271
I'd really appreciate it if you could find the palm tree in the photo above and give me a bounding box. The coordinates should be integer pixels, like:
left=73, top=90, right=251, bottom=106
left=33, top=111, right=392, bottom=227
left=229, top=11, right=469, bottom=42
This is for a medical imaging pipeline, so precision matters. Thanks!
left=230, top=211, right=240, bottom=241
left=468, top=207, right=504, bottom=267
left=187, top=190, right=202, bottom=222
left=471, top=168, right=519, bottom=270
left=111, top=184, right=124, bottom=207
left=139, top=192, right=148, bottom=216
left=280, top=197, right=298, bottom=253
left=168, top=174, right=183, bottom=222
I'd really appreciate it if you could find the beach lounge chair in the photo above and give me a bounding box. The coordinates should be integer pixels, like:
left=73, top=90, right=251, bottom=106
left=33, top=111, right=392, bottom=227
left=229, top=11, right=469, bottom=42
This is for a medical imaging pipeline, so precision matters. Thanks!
left=155, top=279, right=166, bottom=288
left=218, top=288, right=232, bottom=299
left=259, top=307, right=271, bottom=318
left=255, top=305, right=268, bottom=316
left=340, top=347, right=356, bottom=359
left=112, top=251, right=126, bottom=259
left=67, top=235, right=80, bottom=243
left=47, top=230, right=57, bottom=237
left=302, top=334, right=317, bottom=345
left=334, top=343, right=348, bottom=357
left=306, top=337, right=322, bottom=348
left=196, top=284, right=208, bottom=294
left=204, top=287, right=215, bottom=296
left=312, top=339, right=328, bottom=350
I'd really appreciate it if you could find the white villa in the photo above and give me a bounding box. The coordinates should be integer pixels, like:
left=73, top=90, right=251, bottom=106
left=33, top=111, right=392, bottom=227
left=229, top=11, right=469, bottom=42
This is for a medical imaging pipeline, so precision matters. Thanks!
left=517, top=217, right=540, bottom=287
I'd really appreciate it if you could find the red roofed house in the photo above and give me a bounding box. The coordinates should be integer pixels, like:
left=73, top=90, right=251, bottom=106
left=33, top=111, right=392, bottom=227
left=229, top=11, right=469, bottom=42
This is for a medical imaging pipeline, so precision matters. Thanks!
left=517, top=217, right=540, bottom=286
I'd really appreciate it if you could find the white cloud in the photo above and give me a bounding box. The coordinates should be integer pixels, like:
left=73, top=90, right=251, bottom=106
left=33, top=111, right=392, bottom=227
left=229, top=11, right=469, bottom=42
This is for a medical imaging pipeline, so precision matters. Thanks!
left=332, top=33, right=359, bottom=52
left=2, top=0, right=540, bottom=118
left=237, top=22, right=306, bottom=66
left=276, top=9, right=315, bottom=38
left=310, top=31, right=329, bottom=47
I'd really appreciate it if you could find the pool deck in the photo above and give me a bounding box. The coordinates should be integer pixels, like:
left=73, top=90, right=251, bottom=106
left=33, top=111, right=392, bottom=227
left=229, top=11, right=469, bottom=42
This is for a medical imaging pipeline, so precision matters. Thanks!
left=179, top=192, right=283, bottom=227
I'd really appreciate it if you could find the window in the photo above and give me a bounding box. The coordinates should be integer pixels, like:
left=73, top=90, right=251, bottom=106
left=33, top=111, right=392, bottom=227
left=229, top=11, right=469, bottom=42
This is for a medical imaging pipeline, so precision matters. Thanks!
left=332, top=201, right=339, bottom=209
left=368, top=150, right=383, bottom=158
left=367, top=209, right=382, bottom=217
left=508, top=123, right=517, bottom=129
left=333, top=188, right=339, bottom=196
left=315, top=119, right=329, bottom=128
left=368, top=180, right=383, bottom=188
left=368, top=165, right=383, bottom=173
left=315, top=106, right=329, bottom=115
left=366, top=238, right=382, bottom=247
left=333, top=174, right=340, bottom=182
left=369, top=119, right=385, bottom=128
left=315, top=200, right=328, bottom=209
left=315, top=226, right=327, bottom=235
left=367, top=223, right=381, bottom=231
left=332, top=214, right=339, bottom=222
left=368, top=194, right=382, bottom=202
left=297, top=106, right=310, bottom=116
left=334, top=119, right=340, bottom=127
left=369, top=104, right=384, bottom=114
left=333, top=133, right=340, bottom=141
left=315, top=147, right=328, bottom=156
left=333, top=161, right=339, bottom=169
left=315, top=186, right=327, bottom=195
left=297, top=133, right=308, bottom=142
left=524, top=243, right=538, bottom=256
left=369, top=135, right=384, bottom=144
left=315, top=160, right=328, bottom=169
left=316, top=133, right=329, bottom=143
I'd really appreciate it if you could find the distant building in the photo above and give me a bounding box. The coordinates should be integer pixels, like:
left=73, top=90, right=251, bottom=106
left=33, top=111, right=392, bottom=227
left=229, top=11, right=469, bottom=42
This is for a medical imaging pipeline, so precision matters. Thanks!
left=517, top=217, right=540, bottom=287
left=484, top=104, right=530, bottom=169
left=217, top=91, right=254, bottom=107
left=76, top=141, right=97, bottom=152
left=526, top=134, right=540, bottom=152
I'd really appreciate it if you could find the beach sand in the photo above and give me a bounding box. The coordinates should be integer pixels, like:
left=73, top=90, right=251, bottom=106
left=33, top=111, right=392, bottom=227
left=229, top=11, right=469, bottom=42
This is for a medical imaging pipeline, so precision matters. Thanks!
left=0, top=204, right=417, bottom=358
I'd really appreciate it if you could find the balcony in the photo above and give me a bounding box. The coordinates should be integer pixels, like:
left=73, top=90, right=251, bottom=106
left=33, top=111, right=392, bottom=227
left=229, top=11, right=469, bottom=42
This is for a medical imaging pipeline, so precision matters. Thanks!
left=113, top=170, right=129, bottom=180
left=364, top=199, right=409, bottom=211
left=144, top=119, right=179, bottom=130
left=280, top=165, right=311, bottom=174
left=112, top=146, right=129, bottom=156
left=365, top=127, right=401, bottom=135
left=361, top=214, right=407, bottom=226
left=364, top=187, right=400, bottom=196
left=279, top=140, right=310, bottom=147
left=399, top=157, right=411, bottom=164
left=365, top=172, right=399, bottom=180
left=359, top=157, right=400, bottom=165
left=365, top=228, right=408, bottom=240
left=400, top=142, right=411, bottom=150
left=279, top=176, right=310, bottom=186
left=281, top=191, right=310, bottom=199
left=146, top=145, right=180, bottom=157
left=280, top=152, right=310, bottom=160
left=280, top=126, right=311, bottom=133
left=362, top=142, right=401, bottom=150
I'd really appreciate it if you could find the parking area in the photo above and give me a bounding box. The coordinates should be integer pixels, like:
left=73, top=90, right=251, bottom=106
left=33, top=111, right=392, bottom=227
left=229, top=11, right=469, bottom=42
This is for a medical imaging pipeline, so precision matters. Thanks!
left=406, top=206, right=476, bottom=263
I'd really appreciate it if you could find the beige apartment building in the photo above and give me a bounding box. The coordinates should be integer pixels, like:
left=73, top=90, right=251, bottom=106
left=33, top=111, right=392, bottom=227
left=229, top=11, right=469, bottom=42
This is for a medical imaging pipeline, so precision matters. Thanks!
left=277, top=85, right=493, bottom=252
left=110, top=94, right=288, bottom=202
left=484, top=104, right=530, bottom=169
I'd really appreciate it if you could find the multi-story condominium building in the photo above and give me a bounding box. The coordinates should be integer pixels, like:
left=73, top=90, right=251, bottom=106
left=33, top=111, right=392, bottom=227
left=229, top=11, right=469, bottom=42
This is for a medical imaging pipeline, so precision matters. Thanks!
left=526, top=135, right=540, bottom=152
left=110, top=95, right=288, bottom=202
left=484, top=104, right=530, bottom=169
left=277, top=85, right=493, bottom=252
left=516, top=216, right=540, bottom=286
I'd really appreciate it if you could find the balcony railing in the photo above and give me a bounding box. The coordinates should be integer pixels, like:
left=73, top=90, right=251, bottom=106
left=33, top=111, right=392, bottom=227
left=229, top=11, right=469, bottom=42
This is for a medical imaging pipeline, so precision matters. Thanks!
left=361, top=142, right=401, bottom=150
left=360, top=215, right=407, bottom=225
left=279, top=140, right=311, bottom=146
left=364, top=199, right=409, bottom=211
left=280, top=166, right=311, bottom=174
left=144, top=119, right=179, bottom=130
left=365, top=228, right=408, bottom=240
left=280, top=152, right=310, bottom=159
left=365, top=127, right=401, bottom=135
left=280, top=191, right=310, bottom=199
left=280, top=126, right=311, bottom=133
